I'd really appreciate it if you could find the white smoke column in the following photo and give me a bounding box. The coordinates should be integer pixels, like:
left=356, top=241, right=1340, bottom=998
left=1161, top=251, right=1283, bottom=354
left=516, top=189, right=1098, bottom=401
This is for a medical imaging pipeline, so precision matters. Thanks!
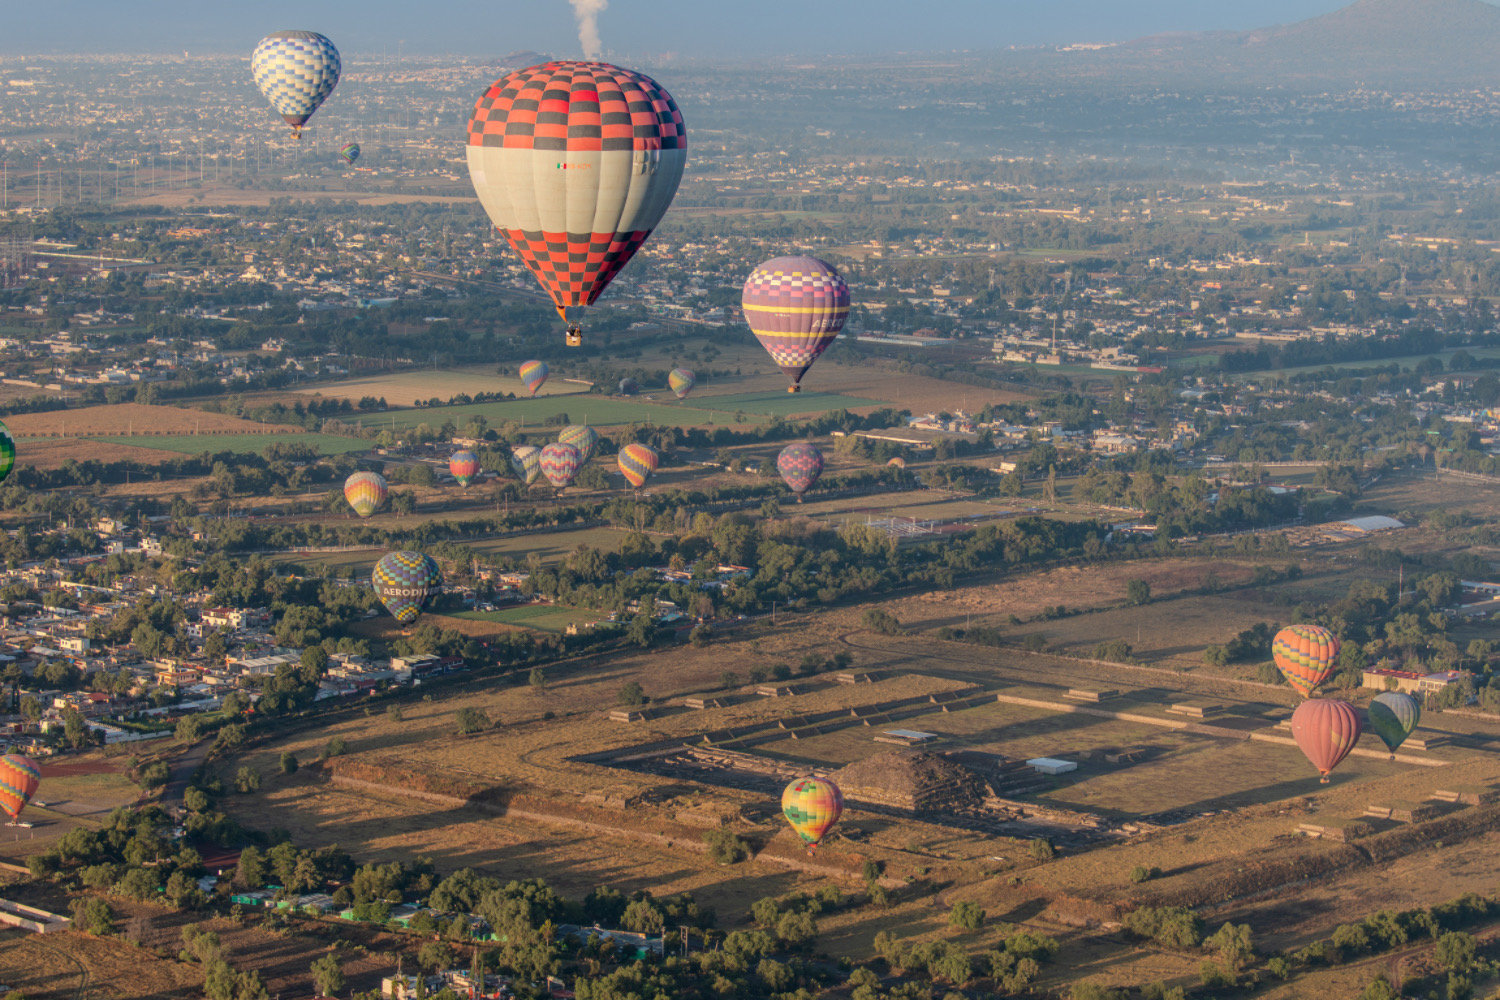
left=570, top=0, right=608, bottom=60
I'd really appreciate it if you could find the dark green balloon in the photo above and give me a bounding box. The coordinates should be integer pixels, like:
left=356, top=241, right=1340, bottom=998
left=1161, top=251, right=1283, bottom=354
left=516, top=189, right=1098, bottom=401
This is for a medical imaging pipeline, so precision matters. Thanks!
left=1368, top=691, right=1420, bottom=755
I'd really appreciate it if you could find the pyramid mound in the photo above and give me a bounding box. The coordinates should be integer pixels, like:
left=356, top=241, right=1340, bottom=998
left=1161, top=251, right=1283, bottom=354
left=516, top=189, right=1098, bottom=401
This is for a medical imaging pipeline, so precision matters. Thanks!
left=831, top=750, right=988, bottom=813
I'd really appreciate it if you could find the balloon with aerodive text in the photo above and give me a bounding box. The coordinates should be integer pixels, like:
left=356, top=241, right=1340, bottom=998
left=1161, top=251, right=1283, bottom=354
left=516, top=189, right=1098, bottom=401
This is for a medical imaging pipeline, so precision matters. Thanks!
left=372, top=551, right=442, bottom=626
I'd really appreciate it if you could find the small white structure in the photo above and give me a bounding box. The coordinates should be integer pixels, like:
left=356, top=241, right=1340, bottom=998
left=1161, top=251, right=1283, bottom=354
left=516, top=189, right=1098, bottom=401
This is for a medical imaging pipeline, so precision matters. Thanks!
left=1026, top=757, right=1078, bottom=776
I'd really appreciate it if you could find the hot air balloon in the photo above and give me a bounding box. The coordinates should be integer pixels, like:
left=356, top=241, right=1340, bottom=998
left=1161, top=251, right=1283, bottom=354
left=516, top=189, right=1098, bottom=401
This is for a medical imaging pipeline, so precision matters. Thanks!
left=618, top=443, right=659, bottom=489
left=1290, top=698, right=1361, bottom=783
left=0, top=755, right=41, bottom=823
left=667, top=368, right=696, bottom=399
left=372, top=551, right=442, bottom=626
left=339, top=141, right=360, bottom=165
left=466, top=61, right=686, bottom=347
left=518, top=360, right=549, bottom=397
left=1368, top=691, right=1421, bottom=758
left=558, top=425, right=599, bottom=463
left=0, top=419, right=16, bottom=485
left=1272, top=624, right=1341, bottom=699
left=617, top=378, right=639, bottom=396
left=777, top=443, right=824, bottom=500
left=449, top=450, right=479, bottom=487
left=251, top=30, right=341, bottom=139
left=887, top=456, right=907, bottom=470
left=539, top=442, right=582, bottom=489
left=511, top=445, right=543, bottom=484
left=343, top=471, right=388, bottom=518
left=782, top=776, right=843, bottom=852
left=743, top=256, right=850, bottom=393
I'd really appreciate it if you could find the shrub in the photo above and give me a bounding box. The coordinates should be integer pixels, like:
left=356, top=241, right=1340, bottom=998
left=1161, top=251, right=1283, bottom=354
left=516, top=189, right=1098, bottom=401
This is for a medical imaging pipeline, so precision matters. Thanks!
left=1198, top=961, right=1233, bottom=989
left=617, top=682, right=647, bottom=707
left=1028, top=838, right=1056, bottom=861
left=279, top=752, right=298, bottom=775
left=1128, top=864, right=1159, bottom=884
left=948, top=901, right=984, bottom=931
left=703, top=829, right=751, bottom=864
left=320, top=736, right=346, bottom=759
left=862, top=609, right=905, bottom=635
left=455, top=707, right=490, bottom=735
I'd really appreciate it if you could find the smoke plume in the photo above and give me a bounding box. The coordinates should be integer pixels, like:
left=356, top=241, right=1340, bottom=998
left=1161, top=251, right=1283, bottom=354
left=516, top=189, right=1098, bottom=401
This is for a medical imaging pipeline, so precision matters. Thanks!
left=569, top=0, right=608, bottom=61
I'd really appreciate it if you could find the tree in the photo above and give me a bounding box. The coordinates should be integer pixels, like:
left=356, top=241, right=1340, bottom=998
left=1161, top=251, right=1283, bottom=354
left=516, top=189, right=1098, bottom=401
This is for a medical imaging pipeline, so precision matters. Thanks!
left=616, top=682, right=646, bottom=707
left=948, top=901, right=985, bottom=931
left=63, top=709, right=88, bottom=749
left=234, top=766, right=260, bottom=794
left=279, top=752, right=299, bottom=775
left=456, top=707, right=490, bottom=735
left=703, top=829, right=750, bottom=864
left=1126, top=579, right=1151, bottom=605
left=529, top=667, right=546, bottom=693
left=311, top=954, right=345, bottom=996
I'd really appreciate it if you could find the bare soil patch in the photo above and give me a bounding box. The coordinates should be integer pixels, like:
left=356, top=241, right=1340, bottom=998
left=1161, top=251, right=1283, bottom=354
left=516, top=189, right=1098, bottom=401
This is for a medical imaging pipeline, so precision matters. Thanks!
left=8, top=403, right=302, bottom=438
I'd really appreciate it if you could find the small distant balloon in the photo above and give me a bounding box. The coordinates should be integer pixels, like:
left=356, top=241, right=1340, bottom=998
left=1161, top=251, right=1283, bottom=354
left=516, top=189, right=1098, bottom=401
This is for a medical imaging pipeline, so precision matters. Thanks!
left=343, top=471, right=387, bottom=517
left=1272, top=624, right=1340, bottom=699
left=518, top=360, right=549, bottom=397
left=0, top=419, right=17, bottom=485
left=558, top=425, right=599, bottom=463
left=887, top=456, right=906, bottom=469
left=251, top=30, right=341, bottom=138
left=339, top=141, right=360, bottom=165
left=618, top=443, right=659, bottom=489
left=777, top=442, right=824, bottom=500
left=539, top=442, right=582, bottom=489
left=1368, top=691, right=1421, bottom=758
left=667, top=368, right=696, bottom=399
left=449, top=450, right=479, bottom=487
left=1291, top=698, right=1362, bottom=783
left=372, top=551, right=441, bottom=625
left=617, top=377, right=639, bottom=396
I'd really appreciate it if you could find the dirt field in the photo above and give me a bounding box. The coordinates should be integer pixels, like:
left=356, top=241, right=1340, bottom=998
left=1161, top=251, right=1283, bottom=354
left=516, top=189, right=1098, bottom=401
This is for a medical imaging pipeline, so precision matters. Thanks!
left=117, top=185, right=476, bottom=209
left=296, top=368, right=593, bottom=407
left=7, top=403, right=303, bottom=439
left=16, top=437, right=191, bottom=470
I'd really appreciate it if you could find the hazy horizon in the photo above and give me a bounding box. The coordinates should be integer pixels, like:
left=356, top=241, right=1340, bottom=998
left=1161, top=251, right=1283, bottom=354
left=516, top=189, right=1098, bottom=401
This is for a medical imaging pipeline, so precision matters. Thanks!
left=1, top=0, right=1444, bottom=59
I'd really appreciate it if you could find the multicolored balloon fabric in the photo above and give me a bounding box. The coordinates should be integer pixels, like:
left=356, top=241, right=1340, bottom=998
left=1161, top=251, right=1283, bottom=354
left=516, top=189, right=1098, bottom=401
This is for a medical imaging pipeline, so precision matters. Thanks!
left=781, top=776, right=843, bottom=848
left=466, top=61, right=686, bottom=338
left=343, top=471, right=388, bottom=518
left=617, top=443, right=659, bottom=489
left=511, top=445, right=542, bottom=484
left=518, top=360, right=549, bottom=396
left=777, top=442, right=824, bottom=497
left=667, top=368, right=695, bottom=399
left=339, top=141, right=360, bottom=165
left=449, top=450, right=479, bottom=487
left=743, top=256, right=850, bottom=393
left=1368, top=691, right=1420, bottom=757
left=1290, top=698, right=1361, bottom=783
left=539, top=442, right=582, bottom=489
left=251, top=30, right=341, bottom=137
left=0, top=754, right=41, bottom=821
left=557, top=425, right=599, bottom=463
left=372, top=551, right=441, bottom=625
left=0, top=419, right=16, bottom=485
left=1272, top=624, right=1340, bottom=699
left=617, top=378, right=639, bottom=395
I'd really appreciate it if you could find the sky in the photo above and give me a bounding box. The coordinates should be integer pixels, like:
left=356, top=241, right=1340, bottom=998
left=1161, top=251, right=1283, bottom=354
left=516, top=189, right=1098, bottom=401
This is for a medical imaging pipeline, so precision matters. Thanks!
left=0, top=1, right=1385, bottom=58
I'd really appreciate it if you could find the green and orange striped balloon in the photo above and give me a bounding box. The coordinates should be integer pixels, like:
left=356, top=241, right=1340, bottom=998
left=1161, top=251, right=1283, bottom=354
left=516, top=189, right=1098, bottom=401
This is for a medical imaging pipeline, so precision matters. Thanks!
left=1272, top=624, right=1340, bottom=699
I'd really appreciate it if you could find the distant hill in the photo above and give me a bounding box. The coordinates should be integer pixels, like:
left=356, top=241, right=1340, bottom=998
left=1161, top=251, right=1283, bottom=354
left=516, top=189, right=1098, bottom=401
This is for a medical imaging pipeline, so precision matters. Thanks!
left=499, top=50, right=552, bottom=70
left=1058, top=0, right=1500, bottom=87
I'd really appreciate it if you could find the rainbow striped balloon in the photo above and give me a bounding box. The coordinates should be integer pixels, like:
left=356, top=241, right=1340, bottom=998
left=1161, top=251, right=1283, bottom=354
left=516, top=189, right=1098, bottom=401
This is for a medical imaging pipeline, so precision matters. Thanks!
left=558, top=424, right=599, bottom=463
left=0, top=754, right=41, bottom=822
left=1272, top=624, right=1340, bottom=699
left=618, top=443, right=659, bottom=489
left=519, top=360, right=549, bottom=397
left=343, top=471, right=388, bottom=518
left=539, top=442, right=582, bottom=489
left=449, top=450, right=479, bottom=486
left=667, top=368, right=695, bottom=399
left=781, top=776, right=843, bottom=849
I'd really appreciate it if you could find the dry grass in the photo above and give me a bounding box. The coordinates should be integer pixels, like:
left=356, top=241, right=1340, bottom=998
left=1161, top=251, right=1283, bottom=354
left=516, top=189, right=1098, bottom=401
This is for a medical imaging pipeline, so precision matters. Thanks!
left=0, top=926, right=204, bottom=1000
left=295, top=368, right=591, bottom=407
left=7, top=403, right=301, bottom=439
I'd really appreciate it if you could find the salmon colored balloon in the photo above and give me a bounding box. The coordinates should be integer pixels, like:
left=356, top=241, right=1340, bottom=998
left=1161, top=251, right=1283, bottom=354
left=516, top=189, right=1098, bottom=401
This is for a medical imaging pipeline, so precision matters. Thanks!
left=1272, top=624, right=1340, bottom=699
left=0, top=754, right=42, bottom=821
left=1290, top=698, right=1362, bottom=783
left=781, top=775, right=843, bottom=851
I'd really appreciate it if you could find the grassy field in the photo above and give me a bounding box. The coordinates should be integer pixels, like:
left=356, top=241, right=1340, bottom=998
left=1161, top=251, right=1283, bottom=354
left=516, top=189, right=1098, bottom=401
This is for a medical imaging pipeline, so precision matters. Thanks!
left=687, top=389, right=886, bottom=417
left=361, top=396, right=758, bottom=432
left=296, top=369, right=594, bottom=407
left=89, top=432, right=370, bottom=456
left=453, top=603, right=602, bottom=633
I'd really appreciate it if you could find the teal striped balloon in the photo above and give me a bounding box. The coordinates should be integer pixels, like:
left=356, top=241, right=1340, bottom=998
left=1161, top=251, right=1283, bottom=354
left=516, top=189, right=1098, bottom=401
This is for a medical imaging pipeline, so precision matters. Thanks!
left=1368, top=691, right=1420, bottom=757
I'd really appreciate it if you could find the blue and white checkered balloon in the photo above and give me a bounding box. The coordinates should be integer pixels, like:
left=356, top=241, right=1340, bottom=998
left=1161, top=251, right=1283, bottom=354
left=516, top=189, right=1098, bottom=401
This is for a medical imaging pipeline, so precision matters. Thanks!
left=251, top=30, right=340, bottom=136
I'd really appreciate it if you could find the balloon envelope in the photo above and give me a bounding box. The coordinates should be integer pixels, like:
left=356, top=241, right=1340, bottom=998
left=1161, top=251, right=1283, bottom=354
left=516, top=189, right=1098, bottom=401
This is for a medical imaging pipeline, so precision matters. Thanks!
left=778, top=443, right=824, bottom=496
left=0, top=419, right=17, bottom=485
left=618, top=443, right=659, bottom=489
left=617, top=378, right=639, bottom=395
left=1290, top=698, right=1362, bottom=782
left=518, top=360, right=549, bottom=396
left=449, top=450, right=479, bottom=486
left=251, top=30, right=340, bottom=134
left=1272, top=624, right=1340, bottom=699
left=667, top=368, right=695, bottom=399
left=372, top=551, right=441, bottom=625
left=511, top=445, right=542, bottom=484
left=339, top=141, right=360, bottom=164
left=466, top=61, right=686, bottom=334
left=558, top=425, right=599, bottom=463
left=539, top=443, right=582, bottom=488
left=743, top=256, right=850, bottom=392
left=343, top=471, right=388, bottom=517
left=1368, top=691, right=1421, bottom=755
left=0, top=754, right=41, bottom=821
left=782, top=776, right=843, bottom=847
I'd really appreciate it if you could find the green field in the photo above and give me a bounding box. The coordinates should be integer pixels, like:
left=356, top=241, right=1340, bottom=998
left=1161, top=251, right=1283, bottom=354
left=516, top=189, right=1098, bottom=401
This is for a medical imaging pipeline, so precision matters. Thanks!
left=91, top=433, right=370, bottom=456
left=453, top=603, right=602, bottom=633
left=359, top=397, right=755, bottom=432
